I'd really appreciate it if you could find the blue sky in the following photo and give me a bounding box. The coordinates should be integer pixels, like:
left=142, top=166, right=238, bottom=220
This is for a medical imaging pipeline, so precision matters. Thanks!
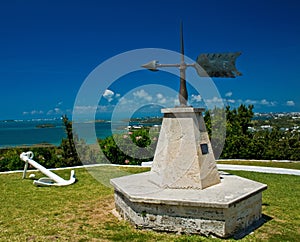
left=1, top=0, right=300, bottom=120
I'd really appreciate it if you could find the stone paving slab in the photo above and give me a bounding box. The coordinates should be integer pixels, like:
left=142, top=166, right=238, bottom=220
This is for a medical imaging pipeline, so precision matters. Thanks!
left=110, top=171, right=267, bottom=208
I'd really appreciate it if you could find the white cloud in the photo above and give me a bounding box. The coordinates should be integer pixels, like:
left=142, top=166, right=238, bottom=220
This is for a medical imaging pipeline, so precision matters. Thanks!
left=191, top=94, right=202, bottom=102
left=100, top=91, right=297, bottom=114
left=46, top=107, right=64, bottom=116
left=225, top=92, right=233, bottom=97
left=243, top=99, right=278, bottom=107
left=158, top=98, right=167, bottom=104
left=97, top=105, right=110, bottom=112
left=206, top=97, right=223, bottom=104
left=156, top=93, right=164, bottom=99
left=23, top=110, right=44, bottom=115
left=73, top=105, right=97, bottom=114
left=259, top=99, right=277, bottom=106
left=156, top=93, right=167, bottom=104
left=103, top=89, right=115, bottom=102
left=173, top=98, right=180, bottom=106
left=113, top=91, right=179, bottom=115
left=133, top=89, right=152, bottom=101
left=286, top=100, right=295, bottom=106
left=245, top=99, right=257, bottom=105
left=260, top=99, right=269, bottom=105
left=32, top=110, right=43, bottom=115
left=119, top=97, right=129, bottom=105
left=205, top=97, right=225, bottom=109
left=73, top=105, right=116, bottom=115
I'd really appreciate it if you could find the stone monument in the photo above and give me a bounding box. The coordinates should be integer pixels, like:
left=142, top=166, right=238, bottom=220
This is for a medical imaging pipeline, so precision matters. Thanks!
left=148, top=107, right=220, bottom=190
left=110, top=23, right=267, bottom=238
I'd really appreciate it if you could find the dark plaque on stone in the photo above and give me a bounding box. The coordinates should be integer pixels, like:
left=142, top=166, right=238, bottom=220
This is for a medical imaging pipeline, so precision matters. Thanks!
left=200, top=143, right=209, bottom=155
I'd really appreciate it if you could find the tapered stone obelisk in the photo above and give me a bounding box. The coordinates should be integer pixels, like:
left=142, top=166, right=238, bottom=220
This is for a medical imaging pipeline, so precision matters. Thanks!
left=148, top=107, right=220, bottom=189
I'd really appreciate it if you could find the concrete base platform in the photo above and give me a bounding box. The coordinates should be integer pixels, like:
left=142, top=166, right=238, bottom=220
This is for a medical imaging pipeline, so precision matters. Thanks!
left=110, top=172, right=267, bottom=238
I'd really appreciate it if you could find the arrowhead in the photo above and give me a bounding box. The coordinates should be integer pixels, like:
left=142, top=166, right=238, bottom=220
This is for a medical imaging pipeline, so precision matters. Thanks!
left=141, top=60, right=159, bottom=71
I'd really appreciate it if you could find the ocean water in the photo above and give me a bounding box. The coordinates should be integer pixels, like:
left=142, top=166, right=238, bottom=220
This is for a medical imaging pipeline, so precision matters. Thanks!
left=0, top=119, right=116, bottom=148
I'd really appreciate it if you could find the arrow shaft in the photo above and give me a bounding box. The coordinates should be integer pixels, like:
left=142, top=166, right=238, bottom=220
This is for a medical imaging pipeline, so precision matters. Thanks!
left=157, top=63, right=195, bottom=68
left=157, top=63, right=180, bottom=68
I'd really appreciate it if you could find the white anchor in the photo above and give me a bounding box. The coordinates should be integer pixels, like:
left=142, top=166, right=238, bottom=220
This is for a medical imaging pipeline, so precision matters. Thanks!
left=20, top=151, right=76, bottom=187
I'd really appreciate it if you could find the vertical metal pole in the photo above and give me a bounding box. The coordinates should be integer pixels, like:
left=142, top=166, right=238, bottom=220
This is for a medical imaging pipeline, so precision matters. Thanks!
left=179, top=21, right=188, bottom=106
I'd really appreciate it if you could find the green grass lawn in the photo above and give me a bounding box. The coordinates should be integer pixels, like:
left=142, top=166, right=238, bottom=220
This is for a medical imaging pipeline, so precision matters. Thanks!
left=0, top=166, right=299, bottom=241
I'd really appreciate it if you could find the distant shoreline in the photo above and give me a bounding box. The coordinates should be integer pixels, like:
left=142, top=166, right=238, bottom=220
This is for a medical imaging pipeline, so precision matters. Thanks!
left=0, top=116, right=162, bottom=149
left=36, top=124, right=56, bottom=128
left=0, top=143, right=59, bottom=150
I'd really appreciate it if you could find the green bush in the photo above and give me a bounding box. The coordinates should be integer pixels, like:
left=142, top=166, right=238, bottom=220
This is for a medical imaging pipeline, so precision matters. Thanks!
left=206, top=105, right=300, bottom=160
left=0, top=149, right=23, bottom=171
left=0, top=146, right=63, bottom=172
left=98, top=128, right=158, bottom=165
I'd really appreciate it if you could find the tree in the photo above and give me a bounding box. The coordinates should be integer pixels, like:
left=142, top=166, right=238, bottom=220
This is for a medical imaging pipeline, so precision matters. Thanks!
left=98, top=127, right=158, bottom=165
left=61, top=115, right=81, bottom=166
left=205, top=105, right=255, bottom=159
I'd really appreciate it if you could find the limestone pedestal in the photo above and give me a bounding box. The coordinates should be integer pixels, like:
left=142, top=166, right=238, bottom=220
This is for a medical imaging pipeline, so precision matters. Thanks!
left=110, top=107, right=267, bottom=238
left=111, top=171, right=267, bottom=238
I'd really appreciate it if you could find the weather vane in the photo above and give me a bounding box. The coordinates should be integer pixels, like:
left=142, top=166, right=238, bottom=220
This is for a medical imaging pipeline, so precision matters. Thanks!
left=142, top=22, right=242, bottom=106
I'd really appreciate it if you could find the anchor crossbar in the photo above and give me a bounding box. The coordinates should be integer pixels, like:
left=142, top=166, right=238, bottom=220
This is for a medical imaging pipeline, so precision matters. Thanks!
left=20, top=151, right=76, bottom=186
